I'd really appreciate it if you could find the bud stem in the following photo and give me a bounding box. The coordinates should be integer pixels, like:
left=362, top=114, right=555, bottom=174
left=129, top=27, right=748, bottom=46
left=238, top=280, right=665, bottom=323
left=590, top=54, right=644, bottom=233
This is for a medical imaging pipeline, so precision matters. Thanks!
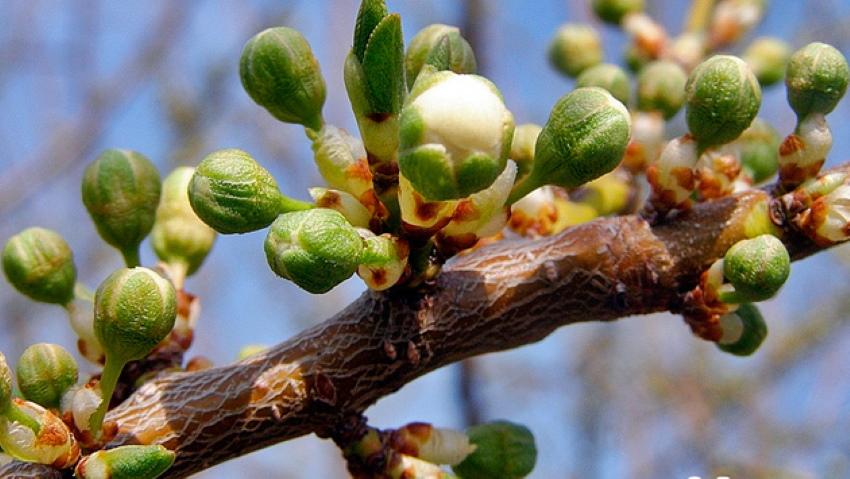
left=506, top=175, right=540, bottom=206
left=89, top=356, right=123, bottom=437
left=121, top=247, right=141, bottom=268
left=1, top=401, right=41, bottom=434
left=279, top=195, right=315, bottom=213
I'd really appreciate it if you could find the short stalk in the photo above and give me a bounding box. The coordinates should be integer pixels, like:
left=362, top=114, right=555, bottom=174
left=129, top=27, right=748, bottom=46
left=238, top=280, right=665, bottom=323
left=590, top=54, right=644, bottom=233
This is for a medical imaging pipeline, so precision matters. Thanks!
left=121, top=247, right=141, bottom=268
left=279, top=195, right=316, bottom=213
left=89, top=356, right=124, bottom=437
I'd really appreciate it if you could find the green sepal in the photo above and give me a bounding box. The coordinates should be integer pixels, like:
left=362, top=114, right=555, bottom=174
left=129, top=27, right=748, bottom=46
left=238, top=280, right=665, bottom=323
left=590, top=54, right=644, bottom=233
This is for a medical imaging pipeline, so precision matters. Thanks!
left=353, top=0, right=388, bottom=62
left=399, top=146, right=459, bottom=201
left=717, top=303, right=768, bottom=356
left=452, top=421, right=537, bottom=479
left=2, top=227, right=77, bottom=305
left=264, top=209, right=364, bottom=294
left=362, top=13, right=405, bottom=116
left=75, top=445, right=175, bottom=479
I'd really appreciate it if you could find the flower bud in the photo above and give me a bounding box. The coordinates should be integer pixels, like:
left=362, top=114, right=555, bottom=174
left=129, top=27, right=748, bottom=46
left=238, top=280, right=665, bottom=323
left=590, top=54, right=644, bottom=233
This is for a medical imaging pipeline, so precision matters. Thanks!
left=778, top=113, right=832, bottom=189
left=0, top=399, right=79, bottom=468
left=239, top=27, right=325, bottom=131
left=60, top=383, right=101, bottom=434
left=576, top=63, right=631, bottom=105
left=685, top=55, right=761, bottom=149
left=82, top=149, right=161, bottom=266
left=452, top=421, right=536, bottom=479
left=743, top=37, right=790, bottom=87
left=717, top=303, right=767, bottom=356
left=510, top=124, right=542, bottom=181
left=75, top=445, right=175, bottom=479
left=796, top=183, right=850, bottom=246
left=264, top=209, right=364, bottom=294
left=709, top=0, right=765, bottom=49
left=637, top=60, right=687, bottom=120
left=667, top=33, right=705, bottom=72
left=91, top=267, right=177, bottom=434
left=622, top=111, right=665, bottom=173
left=15, top=344, right=78, bottom=410
left=399, top=71, right=514, bottom=201
left=548, top=24, right=603, bottom=78
left=358, top=233, right=408, bottom=291
left=406, top=24, right=477, bottom=88
left=509, top=87, right=631, bottom=203
left=2, top=227, right=76, bottom=305
left=591, top=0, right=644, bottom=24
left=646, top=135, right=699, bottom=211
left=735, top=118, right=780, bottom=183
left=623, top=13, right=666, bottom=60
left=152, top=167, right=216, bottom=283
left=189, top=149, right=294, bottom=234
left=391, top=422, right=476, bottom=466
left=785, top=42, right=849, bottom=119
left=695, top=148, right=742, bottom=199
left=720, top=235, right=790, bottom=303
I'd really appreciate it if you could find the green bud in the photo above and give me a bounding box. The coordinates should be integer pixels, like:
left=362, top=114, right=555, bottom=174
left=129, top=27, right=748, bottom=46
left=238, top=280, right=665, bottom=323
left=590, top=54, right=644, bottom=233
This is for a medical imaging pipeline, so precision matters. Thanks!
left=264, top=209, right=364, bottom=294
left=721, top=234, right=790, bottom=302
left=686, top=55, right=761, bottom=149
left=0, top=354, right=11, bottom=408
left=717, top=303, right=768, bottom=356
left=353, top=0, right=389, bottom=63
left=189, top=149, right=302, bottom=234
left=509, top=87, right=631, bottom=203
left=637, top=60, right=688, bottom=120
left=452, top=421, right=537, bottom=479
left=399, top=71, right=515, bottom=201
left=152, top=167, right=216, bottom=281
left=75, top=445, right=175, bottom=479
left=736, top=118, right=780, bottom=183
left=624, top=43, right=652, bottom=73
left=2, top=227, right=76, bottom=305
left=82, top=149, right=161, bottom=266
left=16, top=344, right=78, bottom=409
left=91, top=267, right=176, bottom=434
left=548, top=24, right=603, bottom=78
left=743, top=37, right=790, bottom=87
left=405, top=24, right=477, bottom=88
left=576, top=63, right=631, bottom=106
left=785, top=42, right=849, bottom=119
left=509, top=124, right=542, bottom=181
left=592, top=0, right=644, bottom=24
left=239, top=27, right=326, bottom=131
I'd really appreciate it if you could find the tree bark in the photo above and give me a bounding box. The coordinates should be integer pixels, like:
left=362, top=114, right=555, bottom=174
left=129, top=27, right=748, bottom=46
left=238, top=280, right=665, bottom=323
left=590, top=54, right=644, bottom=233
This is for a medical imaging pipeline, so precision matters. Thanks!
left=2, top=164, right=843, bottom=478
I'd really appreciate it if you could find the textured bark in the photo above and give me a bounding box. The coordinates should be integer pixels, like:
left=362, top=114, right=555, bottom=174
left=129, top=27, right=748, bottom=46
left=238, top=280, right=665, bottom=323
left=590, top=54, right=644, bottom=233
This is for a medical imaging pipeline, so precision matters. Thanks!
left=1, top=171, right=842, bottom=478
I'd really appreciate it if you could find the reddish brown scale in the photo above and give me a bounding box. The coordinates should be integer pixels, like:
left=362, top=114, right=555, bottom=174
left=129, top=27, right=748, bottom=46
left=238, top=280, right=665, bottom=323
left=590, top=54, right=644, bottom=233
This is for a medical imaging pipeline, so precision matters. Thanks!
left=346, top=159, right=375, bottom=183
left=623, top=141, right=648, bottom=173
left=437, top=232, right=479, bottom=255
left=366, top=112, right=392, bottom=123
left=315, top=190, right=342, bottom=208
left=780, top=160, right=825, bottom=189
left=370, top=269, right=388, bottom=287
left=451, top=199, right=480, bottom=223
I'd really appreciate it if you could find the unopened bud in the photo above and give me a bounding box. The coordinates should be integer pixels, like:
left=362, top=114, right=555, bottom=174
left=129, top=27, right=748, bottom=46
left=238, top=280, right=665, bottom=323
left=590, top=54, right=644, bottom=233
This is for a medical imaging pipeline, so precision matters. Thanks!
left=743, top=37, right=790, bottom=87
left=3, top=227, right=76, bottom=305
left=576, top=63, right=631, bottom=105
left=548, top=24, right=602, bottom=78
left=452, top=421, right=536, bottom=479
left=16, top=344, right=78, bottom=409
left=720, top=235, right=790, bottom=303
left=75, top=444, right=175, bottom=479
left=786, top=42, right=849, bottom=119
left=406, top=24, right=476, bottom=88
left=637, top=60, right=687, bottom=120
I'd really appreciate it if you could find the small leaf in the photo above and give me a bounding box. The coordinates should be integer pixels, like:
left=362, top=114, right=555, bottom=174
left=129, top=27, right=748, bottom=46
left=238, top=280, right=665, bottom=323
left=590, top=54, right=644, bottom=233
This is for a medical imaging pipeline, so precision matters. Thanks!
left=362, top=13, right=405, bottom=115
left=353, top=0, right=387, bottom=62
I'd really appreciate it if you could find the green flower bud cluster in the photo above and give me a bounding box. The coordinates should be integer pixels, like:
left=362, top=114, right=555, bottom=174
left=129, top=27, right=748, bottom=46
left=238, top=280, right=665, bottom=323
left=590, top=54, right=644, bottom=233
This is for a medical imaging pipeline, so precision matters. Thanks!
left=3, top=227, right=76, bottom=305
left=405, top=24, right=477, bottom=88
left=399, top=70, right=515, bottom=201
left=152, top=167, right=217, bottom=287
left=717, top=303, right=768, bottom=356
left=548, top=24, right=603, bottom=78
left=743, top=37, right=790, bottom=87
left=240, top=27, right=326, bottom=131
left=718, top=235, right=790, bottom=303
left=344, top=0, right=405, bottom=165
left=637, top=60, right=687, bottom=120
left=90, top=267, right=177, bottom=436
left=509, top=87, right=631, bottom=204
left=452, top=421, right=537, bottom=479
left=576, top=63, right=631, bottom=105
left=75, top=444, right=175, bottom=479
left=82, top=149, right=162, bottom=267
left=188, top=149, right=313, bottom=234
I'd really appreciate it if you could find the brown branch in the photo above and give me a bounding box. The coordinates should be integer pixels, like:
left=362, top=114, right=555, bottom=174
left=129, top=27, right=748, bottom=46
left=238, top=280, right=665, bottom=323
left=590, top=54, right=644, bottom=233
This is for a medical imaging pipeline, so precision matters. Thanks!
left=3, top=163, right=847, bottom=478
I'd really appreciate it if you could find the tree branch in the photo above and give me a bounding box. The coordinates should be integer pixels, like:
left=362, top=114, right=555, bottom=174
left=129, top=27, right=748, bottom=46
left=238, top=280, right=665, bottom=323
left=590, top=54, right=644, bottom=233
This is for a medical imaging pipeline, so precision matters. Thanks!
left=3, top=163, right=846, bottom=478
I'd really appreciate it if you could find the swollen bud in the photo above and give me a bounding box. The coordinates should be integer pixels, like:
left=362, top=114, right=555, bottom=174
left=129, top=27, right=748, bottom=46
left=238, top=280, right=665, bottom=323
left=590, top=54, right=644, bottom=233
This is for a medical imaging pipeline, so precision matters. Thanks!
left=592, top=0, right=644, bottom=24
left=265, top=209, right=364, bottom=294
left=510, top=87, right=631, bottom=203
left=743, top=37, right=790, bottom=87
left=452, top=421, right=537, bottom=479
left=717, top=303, right=767, bottom=356
left=75, top=444, right=175, bottom=479
left=2, top=227, right=76, bottom=305
left=399, top=71, right=514, bottom=201
left=548, top=24, right=603, bottom=78
left=576, top=63, right=631, bottom=105
left=785, top=42, right=849, bottom=119
left=406, top=24, right=477, bottom=88
left=637, top=60, right=688, bottom=120
left=720, top=235, right=790, bottom=303
left=16, top=344, right=78, bottom=409
left=240, top=27, right=326, bottom=131
left=736, top=118, right=780, bottom=183
left=82, top=149, right=161, bottom=267
left=189, top=149, right=294, bottom=234
left=686, top=55, right=761, bottom=149
left=152, top=167, right=216, bottom=283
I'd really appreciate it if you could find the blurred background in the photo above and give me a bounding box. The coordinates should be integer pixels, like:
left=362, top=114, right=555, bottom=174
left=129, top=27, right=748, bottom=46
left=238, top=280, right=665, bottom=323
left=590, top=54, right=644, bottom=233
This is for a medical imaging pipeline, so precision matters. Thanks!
left=2, top=0, right=850, bottom=477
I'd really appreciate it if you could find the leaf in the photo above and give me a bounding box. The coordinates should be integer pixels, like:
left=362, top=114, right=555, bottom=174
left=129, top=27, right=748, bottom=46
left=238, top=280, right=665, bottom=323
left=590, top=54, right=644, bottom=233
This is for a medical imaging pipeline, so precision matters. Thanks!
left=353, top=0, right=387, bottom=62
left=362, top=13, right=405, bottom=115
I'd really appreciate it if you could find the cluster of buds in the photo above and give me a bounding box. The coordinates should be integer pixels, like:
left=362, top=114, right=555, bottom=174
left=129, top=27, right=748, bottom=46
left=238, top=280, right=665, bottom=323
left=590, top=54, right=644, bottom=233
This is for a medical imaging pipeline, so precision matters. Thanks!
left=341, top=419, right=536, bottom=479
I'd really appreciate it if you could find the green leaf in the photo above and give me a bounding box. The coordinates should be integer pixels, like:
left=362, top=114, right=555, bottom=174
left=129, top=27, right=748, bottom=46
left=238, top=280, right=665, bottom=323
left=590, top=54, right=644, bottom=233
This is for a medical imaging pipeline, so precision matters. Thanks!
left=353, top=0, right=387, bottom=62
left=362, top=13, right=405, bottom=115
